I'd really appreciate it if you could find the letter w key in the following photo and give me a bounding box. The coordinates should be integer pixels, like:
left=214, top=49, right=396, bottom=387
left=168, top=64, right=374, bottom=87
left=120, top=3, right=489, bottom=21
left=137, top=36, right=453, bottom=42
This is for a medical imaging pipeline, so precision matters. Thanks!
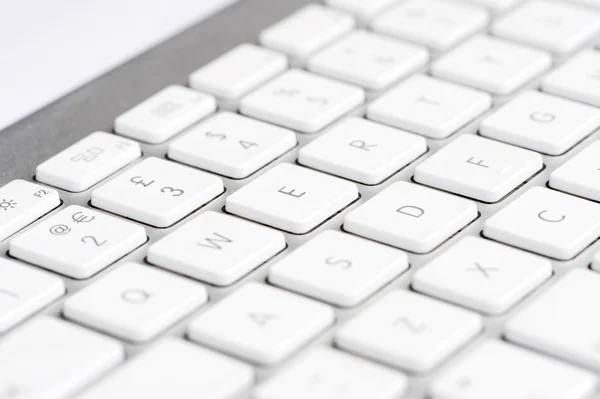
left=393, top=316, right=427, bottom=334
left=197, top=232, right=233, bottom=250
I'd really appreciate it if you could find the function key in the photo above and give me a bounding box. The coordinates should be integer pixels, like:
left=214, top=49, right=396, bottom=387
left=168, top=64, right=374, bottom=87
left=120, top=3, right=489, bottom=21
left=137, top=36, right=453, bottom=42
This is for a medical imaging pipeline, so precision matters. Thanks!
left=0, top=179, right=60, bottom=242
left=189, top=44, right=288, bottom=101
left=36, top=132, right=140, bottom=192
left=114, top=85, right=216, bottom=144
left=259, top=4, right=355, bottom=61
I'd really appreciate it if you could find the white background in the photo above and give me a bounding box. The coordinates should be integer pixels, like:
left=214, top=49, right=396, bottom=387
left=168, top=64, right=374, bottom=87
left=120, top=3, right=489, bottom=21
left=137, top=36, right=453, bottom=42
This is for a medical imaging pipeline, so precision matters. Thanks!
left=0, top=0, right=238, bottom=131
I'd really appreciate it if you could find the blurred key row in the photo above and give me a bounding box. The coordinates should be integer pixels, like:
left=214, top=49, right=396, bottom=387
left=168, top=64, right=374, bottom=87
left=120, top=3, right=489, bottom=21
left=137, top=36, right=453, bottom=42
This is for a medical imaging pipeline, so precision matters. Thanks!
left=3, top=264, right=600, bottom=398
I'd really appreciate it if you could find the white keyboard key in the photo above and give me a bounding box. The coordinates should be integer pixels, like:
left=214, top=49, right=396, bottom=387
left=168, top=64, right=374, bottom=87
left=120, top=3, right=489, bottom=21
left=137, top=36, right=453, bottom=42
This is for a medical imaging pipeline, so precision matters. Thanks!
left=168, top=112, right=297, bottom=179
left=592, top=250, right=600, bottom=271
left=64, top=263, right=207, bottom=342
left=336, top=290, right=482, bottom=373
left=551, top=141, right=600, bottom=202
left=259, top=4, right=355, bottom=60
left=189, top=44, right=288, bottom=101
left=148, top=211, right=285, bottom=286
left=367, top=74, right=491, bottom=139
left=413, top=236, right=552, bottom=314
left=431, top=35, right=552, bottom=95
left=298, top=117, right=427, bottom=185
left=372, top=0, right=489, bottom=52
left=36, top=132, right=141, bottom=192
left=480, top=90, right=600, bottom=155
left=0, top=259, right=64, bottom=332
left=492, top=0, right=600, bottom=56
left=0, top=316, right=123, bottom=399
left=240, top=69, right=365, bottom=133
left=9, top=205, right=146, bottom=279
left=484, top=186, right=600, bottom=260
left=79, top=338, right=253, bottom=399
left=114, top=85, right=216, bottom=144
left=506, top=269, right=600, bottom=370
left=269, top=230, right=408, bottom=307
left=325, top=0, right=400, bottom=20
left=573, top=0, right=600, bottom=8
left=254, top=346, right=408, bottom=399
left=307, top=30, right=429, bottom=91
left=430, top=340, right=597, bottom=399
left=226, top=163, right=358, bottom=234
left=344, top=181, right=477, bottom=253
left=92, top=157, right=223, bottom=227
left=542, top=49, right=600, bottom=107
left=414, top=135, right=543, bottom=202
left=0, top=180, right=60, bottom=242
left=188, top=282, right=334, bottom=365
left=463, top=0, right=523, bottom=13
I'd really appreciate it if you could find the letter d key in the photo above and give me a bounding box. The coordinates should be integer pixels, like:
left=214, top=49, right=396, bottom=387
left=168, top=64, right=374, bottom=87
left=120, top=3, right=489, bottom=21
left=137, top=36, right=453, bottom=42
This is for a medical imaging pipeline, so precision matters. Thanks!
left=397, top=205, right=425, bottom=218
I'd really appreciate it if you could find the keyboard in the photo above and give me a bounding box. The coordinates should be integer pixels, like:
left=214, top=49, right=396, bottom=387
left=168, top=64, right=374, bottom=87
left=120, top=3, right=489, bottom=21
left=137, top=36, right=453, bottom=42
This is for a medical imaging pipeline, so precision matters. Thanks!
left=1, top=0, right=600, bottom=398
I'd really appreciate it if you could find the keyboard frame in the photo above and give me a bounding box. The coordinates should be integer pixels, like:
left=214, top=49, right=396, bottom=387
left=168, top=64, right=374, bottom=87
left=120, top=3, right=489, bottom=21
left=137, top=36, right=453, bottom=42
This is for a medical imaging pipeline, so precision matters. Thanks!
left=1, top=0, right=600, bottom=398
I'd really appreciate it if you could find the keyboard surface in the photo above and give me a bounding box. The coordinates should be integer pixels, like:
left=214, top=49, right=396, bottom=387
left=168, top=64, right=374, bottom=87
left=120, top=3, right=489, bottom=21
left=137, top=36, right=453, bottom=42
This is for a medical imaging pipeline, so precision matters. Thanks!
left=2, top=0, right=600, bottom=398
